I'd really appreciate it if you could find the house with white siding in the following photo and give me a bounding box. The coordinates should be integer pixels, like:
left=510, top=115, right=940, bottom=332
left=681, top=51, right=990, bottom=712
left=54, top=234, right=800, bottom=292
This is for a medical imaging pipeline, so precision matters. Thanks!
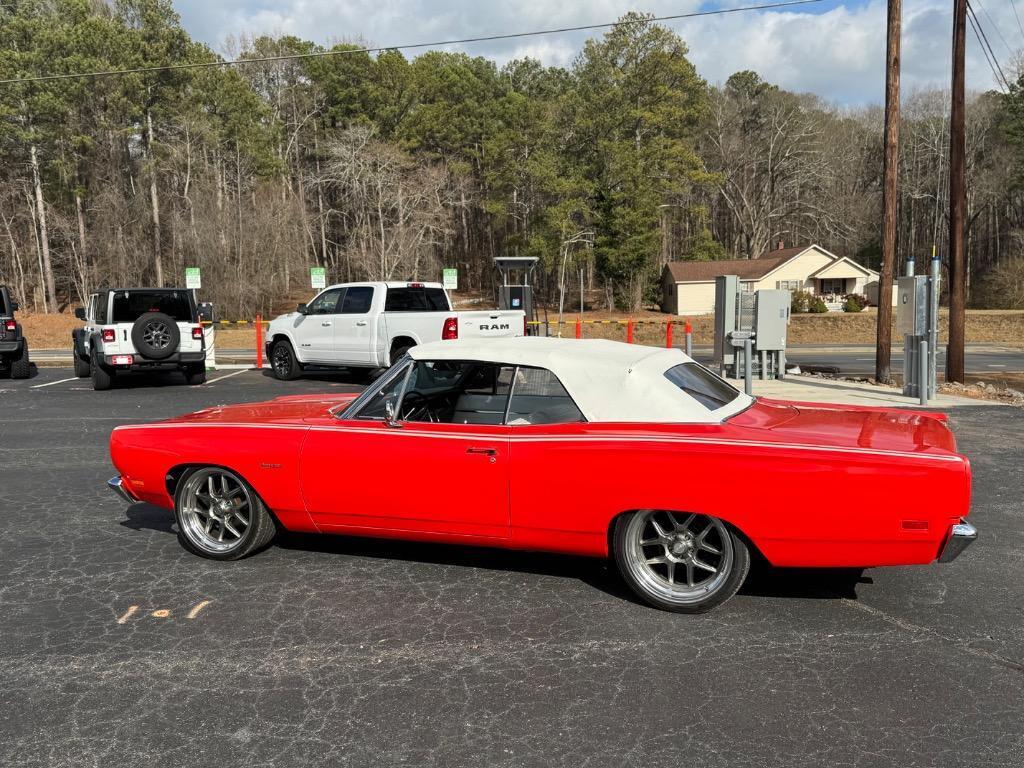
left=660, top=244, right=891, bottom=316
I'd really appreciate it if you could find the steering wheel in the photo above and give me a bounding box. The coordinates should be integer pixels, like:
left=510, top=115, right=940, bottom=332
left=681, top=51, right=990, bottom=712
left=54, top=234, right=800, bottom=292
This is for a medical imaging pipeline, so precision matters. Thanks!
left=400, top=392, right=438, bottom=423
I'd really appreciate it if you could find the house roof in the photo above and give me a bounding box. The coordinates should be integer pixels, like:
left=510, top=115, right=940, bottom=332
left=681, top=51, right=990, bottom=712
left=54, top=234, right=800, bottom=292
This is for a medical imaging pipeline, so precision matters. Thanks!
left=810, top=257, right=876, bottom=279
left=755, top=246, right=808, bottom=260
left=664, top=253, right=793, bottom=283
left=409, top=337, right=753, bottom=423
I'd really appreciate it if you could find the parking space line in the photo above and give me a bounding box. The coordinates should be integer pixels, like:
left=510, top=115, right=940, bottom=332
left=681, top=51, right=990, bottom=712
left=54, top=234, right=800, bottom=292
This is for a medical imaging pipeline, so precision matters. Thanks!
left=204, top=369, right=254, bottom=386
left=31, top=377, right=79, bottom=389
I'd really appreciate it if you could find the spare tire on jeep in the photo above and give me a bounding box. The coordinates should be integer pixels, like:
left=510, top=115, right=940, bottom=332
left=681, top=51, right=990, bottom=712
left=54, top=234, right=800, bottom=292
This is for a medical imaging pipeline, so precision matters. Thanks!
left=131, top=312, right=180, bottom=360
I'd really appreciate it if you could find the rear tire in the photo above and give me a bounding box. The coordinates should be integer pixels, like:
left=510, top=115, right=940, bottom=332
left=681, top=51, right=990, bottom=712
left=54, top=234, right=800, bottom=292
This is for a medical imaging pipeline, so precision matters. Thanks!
left=74, top=354, right=91, bottom=378
left=10, top=343, right=30, bottom=379
left=612, top=510, right=749, bottom=614
left=90, top=352, right=113, bottom=391
left=184, top=364, right=206, bottom=385
left=389, top=343, right=412, bottom=365
left=270, top=340, right=301, bottom=381
left=174, top=467, right=276, bottom=561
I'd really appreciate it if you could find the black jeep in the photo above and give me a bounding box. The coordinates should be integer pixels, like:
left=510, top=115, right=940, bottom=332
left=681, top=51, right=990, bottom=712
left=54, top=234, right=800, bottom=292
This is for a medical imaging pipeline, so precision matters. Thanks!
left=0, top=286, right=31, bottom=379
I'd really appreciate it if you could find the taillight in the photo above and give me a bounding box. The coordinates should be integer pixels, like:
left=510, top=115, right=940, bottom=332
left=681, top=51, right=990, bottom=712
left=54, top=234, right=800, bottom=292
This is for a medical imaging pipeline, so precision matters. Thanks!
left=101, top=328, right=116, bottom=343
left=441, top=316, right=458, bottom=340
left=3, top=320, right=14, bottom=332
left=192, top=327, right=203, bottom=340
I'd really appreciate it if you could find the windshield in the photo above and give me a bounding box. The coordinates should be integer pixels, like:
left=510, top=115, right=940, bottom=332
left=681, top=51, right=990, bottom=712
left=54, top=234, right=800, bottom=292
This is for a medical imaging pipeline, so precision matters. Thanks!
left=111, top=291, right=194, bottom=323
left=663, top=362, right=741, bottom=411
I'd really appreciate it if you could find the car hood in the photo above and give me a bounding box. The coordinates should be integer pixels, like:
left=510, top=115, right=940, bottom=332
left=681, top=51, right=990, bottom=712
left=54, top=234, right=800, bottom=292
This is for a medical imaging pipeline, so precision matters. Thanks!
left=729, top=398, right=958, bottom=456
left=165, top=394, right=359, bottom=426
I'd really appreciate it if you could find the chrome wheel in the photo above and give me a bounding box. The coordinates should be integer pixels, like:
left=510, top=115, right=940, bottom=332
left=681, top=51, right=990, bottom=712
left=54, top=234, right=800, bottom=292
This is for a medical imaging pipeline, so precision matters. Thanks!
left=623, top=511, right=734, bottom=606
left=178, top=468, right=254, bottom=554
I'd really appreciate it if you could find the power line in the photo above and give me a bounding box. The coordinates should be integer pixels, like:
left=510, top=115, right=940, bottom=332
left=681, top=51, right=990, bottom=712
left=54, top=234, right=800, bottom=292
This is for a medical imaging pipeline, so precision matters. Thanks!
left=1010, top=0, right=1024, bottom=43
left=972, top=0, right=1015, bottom=58
left=967, top=1, right=1009, bottom=91
left=0, top=0, right=824, bottom=86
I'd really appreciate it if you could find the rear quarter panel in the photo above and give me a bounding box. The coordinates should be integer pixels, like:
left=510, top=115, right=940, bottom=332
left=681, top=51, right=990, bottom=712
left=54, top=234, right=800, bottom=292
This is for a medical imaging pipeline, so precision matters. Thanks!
left=109, top=424, right=316, bottom=532
left=508, top=423, right=971, bottom=567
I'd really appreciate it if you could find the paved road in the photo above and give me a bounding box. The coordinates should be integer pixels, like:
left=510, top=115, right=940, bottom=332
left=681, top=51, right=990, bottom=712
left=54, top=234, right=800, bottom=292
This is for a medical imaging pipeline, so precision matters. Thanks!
left=1, top=368, right=1022, bottom=767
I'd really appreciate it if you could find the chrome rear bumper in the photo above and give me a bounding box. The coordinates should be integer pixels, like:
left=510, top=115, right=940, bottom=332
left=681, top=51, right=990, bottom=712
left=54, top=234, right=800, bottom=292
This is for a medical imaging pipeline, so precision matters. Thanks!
left=107, top=476, right=139, bottom=504
left=938, top=520, right=977, bottom=563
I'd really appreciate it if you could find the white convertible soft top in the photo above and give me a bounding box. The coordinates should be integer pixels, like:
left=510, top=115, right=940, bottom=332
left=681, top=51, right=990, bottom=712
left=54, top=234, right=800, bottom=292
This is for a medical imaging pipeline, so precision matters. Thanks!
left=409, top=337, right=753, bottom=423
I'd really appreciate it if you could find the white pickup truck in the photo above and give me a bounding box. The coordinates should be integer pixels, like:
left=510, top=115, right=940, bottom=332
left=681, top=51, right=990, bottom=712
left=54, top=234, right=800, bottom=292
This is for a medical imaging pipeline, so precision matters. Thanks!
left=265, top=282, right=525, bottom=380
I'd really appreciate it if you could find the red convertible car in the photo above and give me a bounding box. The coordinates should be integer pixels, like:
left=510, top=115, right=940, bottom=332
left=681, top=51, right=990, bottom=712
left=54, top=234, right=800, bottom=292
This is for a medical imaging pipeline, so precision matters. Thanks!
left=108, top=337, right=976, bottom=613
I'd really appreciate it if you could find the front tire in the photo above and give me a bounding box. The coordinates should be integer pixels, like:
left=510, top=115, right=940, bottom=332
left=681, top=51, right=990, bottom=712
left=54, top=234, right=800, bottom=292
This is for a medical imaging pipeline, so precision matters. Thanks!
left=74, top=353, right=91, bottom=378
left=90, top=352, right=113, bottom=391
left=173, top=467, right=276, bottom=560
left=270, top=340, right=302, bottom=381
left=612, top=510, right=749, bottom=613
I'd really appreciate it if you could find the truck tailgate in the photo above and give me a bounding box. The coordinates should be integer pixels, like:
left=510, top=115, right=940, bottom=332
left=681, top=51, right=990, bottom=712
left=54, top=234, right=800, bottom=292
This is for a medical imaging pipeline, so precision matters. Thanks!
left=456, top=311, right=525, bottom=339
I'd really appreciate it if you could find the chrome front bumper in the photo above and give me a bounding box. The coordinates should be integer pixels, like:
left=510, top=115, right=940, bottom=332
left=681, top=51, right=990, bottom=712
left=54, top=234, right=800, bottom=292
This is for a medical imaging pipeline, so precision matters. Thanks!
left=938, top=520, right=978, bottom=563
left=107, top=476, right=139, bottom=504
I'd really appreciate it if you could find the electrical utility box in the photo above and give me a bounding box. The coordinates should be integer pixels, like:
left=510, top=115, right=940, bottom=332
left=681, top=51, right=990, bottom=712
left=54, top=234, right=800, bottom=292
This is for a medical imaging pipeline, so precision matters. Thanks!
left=713, top=275, right=740, bottom=368
left=753, top=290, right=790, bottom=351
left=897, top=276, right=929, bottom=336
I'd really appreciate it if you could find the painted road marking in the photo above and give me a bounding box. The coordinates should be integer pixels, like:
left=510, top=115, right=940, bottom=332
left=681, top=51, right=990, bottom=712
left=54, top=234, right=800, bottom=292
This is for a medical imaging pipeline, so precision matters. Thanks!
left=987, top=364, right=1007, bottom=368
left=31, top=377, right=78, bottom=389
left=116, top=601, right=212, bottom=623
left=204, top=369, right=253, bottom=386
left=117, top=605, right=139, bottom=624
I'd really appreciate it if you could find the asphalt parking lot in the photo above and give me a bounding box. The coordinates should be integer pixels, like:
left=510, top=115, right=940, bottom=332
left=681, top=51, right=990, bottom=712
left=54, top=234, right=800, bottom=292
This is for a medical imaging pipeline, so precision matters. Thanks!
left=1, top=367, right=1022, bottom=767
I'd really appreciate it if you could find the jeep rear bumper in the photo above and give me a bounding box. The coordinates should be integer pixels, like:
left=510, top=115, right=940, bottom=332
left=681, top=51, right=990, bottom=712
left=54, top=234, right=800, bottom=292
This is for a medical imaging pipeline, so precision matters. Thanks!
left=0, top=340, right=23, bottom=354
left=104, top=351, right=206, bottom=371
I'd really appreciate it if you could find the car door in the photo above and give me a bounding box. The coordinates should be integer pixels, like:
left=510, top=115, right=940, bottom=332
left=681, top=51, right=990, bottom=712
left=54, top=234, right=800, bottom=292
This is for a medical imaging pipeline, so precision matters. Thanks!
left=299, top=360, right=513, bottom=538
left=333, top=285, right=375, bottom=365
left=298, top=288, right=344, bottom=362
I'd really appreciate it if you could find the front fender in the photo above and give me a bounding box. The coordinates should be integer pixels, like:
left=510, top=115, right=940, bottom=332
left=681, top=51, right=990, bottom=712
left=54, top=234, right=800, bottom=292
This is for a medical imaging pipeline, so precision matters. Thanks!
left=109, top=424, right=318, bottom=533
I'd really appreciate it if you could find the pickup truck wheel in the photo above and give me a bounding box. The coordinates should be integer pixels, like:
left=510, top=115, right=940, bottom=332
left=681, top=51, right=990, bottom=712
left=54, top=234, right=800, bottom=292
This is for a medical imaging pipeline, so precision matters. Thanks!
left=613, top=511, right=749, bottom=614
left=9, top=343, right=30, bottom=379
left=73, top=353, right=91, bottom=378
left=184, top=364, right=206, bottom=385
left=390, top=343, right=412, bottom=365
left=90, top=353, right=113, bottom=391
left=270, top=340, right=301, bottom=380
left=174, top=467, right=276, bottom=560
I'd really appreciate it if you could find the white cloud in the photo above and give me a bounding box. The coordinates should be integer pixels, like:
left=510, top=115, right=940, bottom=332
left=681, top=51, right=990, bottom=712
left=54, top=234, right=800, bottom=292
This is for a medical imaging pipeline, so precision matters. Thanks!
left=172, top=0, right=1015, bottom=103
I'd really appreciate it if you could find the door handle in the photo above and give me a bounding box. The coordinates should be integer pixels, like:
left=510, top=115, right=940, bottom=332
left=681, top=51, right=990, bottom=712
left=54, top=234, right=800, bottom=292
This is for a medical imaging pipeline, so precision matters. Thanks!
left=321, top=321, right=332, bottom=327
left=356, top=321, right=368, bottom=326
left=466, top=447, right=498, bottom=456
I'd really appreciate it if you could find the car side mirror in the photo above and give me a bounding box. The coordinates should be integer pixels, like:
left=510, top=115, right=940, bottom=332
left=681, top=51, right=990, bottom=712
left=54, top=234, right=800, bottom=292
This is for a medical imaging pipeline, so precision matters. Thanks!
left=296, top=303, right=308, bottom=315
left=384, top=400, right=402, bottom=429
left=74, top=307, right=87, bottom=321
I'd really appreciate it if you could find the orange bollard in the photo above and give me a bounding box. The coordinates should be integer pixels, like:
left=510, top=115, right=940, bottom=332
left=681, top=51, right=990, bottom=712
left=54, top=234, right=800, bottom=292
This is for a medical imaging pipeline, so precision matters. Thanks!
left=575, top=318, right=582, bottom=339
left=255, top=314, right=264, bottom=369
left=666, top=321, right=673, bottom=348
left=626, top=319, right=634, bottom=344
left=685, top=318, right=692, bottom=336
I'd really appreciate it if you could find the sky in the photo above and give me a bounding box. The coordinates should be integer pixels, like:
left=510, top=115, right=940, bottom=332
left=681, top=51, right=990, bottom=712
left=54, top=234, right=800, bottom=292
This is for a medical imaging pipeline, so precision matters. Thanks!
left=172, top=0, right=1022, bottom=105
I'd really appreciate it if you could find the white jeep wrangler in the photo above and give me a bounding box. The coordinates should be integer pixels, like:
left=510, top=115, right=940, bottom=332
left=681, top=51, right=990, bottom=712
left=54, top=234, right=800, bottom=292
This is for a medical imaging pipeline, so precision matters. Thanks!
left=72, top=288, right=207, bottom=390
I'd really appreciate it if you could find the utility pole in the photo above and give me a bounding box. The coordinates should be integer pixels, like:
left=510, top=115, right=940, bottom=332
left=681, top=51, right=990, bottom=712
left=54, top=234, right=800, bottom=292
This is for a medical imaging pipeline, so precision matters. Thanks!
left=947, top=0, right=968, bottom=383
left=875, top=0, right=902, bottom=384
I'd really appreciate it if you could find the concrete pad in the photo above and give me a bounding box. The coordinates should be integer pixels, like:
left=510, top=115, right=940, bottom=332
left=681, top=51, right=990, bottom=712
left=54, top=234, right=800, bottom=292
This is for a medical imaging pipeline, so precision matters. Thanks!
left=750, top=374, right=1005, bottom=408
